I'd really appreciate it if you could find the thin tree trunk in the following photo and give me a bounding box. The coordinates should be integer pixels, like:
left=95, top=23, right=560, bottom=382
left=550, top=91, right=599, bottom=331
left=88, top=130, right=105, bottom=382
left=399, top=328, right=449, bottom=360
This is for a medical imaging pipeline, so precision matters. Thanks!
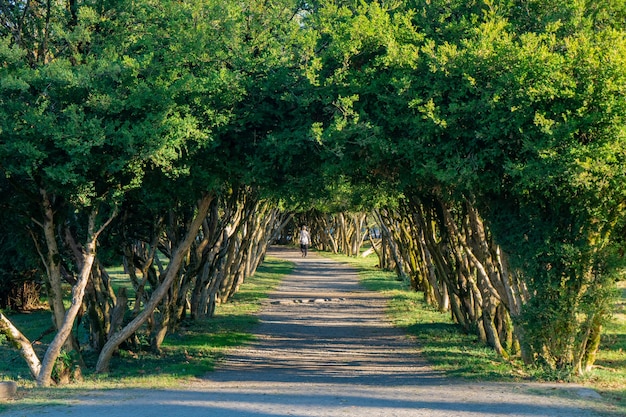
left=582, top=318, right=602, bottom=373
left=95, top=194, right=213, bottom=373
left=38, top=189, right=67, bottom=343
left=0, top=312, right=42, bottom=378
left=37, top=206, right=116, bottom=386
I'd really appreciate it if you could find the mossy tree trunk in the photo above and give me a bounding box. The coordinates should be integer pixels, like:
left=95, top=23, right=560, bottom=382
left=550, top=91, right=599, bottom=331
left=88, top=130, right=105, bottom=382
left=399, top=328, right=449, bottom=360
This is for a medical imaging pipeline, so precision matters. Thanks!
left=375, top=194, right=529, bottom=362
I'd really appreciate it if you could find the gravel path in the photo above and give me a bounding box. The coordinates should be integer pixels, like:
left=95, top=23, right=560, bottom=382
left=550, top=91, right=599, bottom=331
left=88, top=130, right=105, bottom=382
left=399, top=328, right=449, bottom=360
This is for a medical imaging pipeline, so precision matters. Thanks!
left=1, top=247, right=612, bottom=416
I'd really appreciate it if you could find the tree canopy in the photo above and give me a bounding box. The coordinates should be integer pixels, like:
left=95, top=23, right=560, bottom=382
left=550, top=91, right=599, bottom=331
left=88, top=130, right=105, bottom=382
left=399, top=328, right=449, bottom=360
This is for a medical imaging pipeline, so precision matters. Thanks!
left=1, top=0, right=626, bottom=381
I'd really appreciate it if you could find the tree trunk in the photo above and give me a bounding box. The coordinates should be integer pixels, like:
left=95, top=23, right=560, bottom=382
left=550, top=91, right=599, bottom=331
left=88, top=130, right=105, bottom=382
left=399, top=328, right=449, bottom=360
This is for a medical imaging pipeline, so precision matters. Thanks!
left=95, top=194, right=213, bottom=373
left=108, top=288, right=128, bottom=338
left=37, top=206, right=115, bottom=386
left=150, top=297, right=171, bottom=354
left=0, top=312, right=42, bottom=378
left=374, top=209, right=407, bottom=278
left=582, top=318, right=602, bottom=374
left=38, top=189, right=68, bottom=346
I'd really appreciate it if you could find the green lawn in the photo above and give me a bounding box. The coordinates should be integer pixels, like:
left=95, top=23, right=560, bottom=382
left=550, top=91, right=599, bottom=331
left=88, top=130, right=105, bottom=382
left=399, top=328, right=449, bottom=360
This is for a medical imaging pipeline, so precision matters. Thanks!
left=320, top=250, right=626, bottom=415
left=0, top=256, right=293, bottom=410
left=2, top=250, right=624, bottom=415
left=590, top=280, right=626, bottom=412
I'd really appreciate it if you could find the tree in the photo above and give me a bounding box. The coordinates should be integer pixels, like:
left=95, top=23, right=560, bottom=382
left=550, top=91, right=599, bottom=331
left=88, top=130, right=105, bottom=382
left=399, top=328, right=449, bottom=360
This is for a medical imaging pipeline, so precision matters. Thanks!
left=94, top=0, right=316, bottom=370
left=306, top=0, right=626, bottom=375
left=0, top=0, right=213, bottom=386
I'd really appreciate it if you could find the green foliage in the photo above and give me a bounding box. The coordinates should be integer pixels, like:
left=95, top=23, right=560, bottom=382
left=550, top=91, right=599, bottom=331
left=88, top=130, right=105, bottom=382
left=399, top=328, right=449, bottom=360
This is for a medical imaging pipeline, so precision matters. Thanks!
left=324, top=251, right=626, bottom=413
left=466, top=15, right=626, bottom=371
left=1, top=1, right=213, bottom=213
left=1, top=0, right=626, bottom=385
left=307, top=0, right=626, bottom=374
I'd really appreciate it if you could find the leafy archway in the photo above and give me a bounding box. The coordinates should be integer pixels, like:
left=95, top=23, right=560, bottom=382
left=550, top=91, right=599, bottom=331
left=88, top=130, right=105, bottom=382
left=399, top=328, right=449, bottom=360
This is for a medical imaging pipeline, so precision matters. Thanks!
left=1, top=0, right=626, bottom=383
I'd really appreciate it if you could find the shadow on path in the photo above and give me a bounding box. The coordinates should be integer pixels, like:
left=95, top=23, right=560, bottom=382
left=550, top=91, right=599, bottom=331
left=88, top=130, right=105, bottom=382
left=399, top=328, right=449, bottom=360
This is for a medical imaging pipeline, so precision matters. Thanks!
left=0, top=247, right=612, bottom=417
left=194, top=247, right=609, bottom=416
left=207, top=246, right=441, bottom=386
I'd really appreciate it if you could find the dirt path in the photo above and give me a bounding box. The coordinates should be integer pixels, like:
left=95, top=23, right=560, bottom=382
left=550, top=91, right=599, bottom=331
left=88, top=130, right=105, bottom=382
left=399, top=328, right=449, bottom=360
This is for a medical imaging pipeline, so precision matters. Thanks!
left=0, top=247, right=612, bottom=416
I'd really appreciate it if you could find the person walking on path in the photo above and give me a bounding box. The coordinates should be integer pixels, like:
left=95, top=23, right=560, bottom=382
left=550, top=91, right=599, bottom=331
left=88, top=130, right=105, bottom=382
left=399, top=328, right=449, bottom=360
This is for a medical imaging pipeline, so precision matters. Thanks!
left=0, top=247, right=610, bottom=417
left=299, top=225, right=311, bottom=257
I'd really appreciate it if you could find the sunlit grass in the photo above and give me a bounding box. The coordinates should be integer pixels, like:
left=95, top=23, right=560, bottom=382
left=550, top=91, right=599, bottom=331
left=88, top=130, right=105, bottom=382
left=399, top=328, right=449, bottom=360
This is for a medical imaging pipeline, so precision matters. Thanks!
left=0, top=256, right=293, bottom=411
left=0, top=309, right=56, bottom=384
left=588, top=280, right=626, bottom=413
left=321, top=251, right=626, bottom=414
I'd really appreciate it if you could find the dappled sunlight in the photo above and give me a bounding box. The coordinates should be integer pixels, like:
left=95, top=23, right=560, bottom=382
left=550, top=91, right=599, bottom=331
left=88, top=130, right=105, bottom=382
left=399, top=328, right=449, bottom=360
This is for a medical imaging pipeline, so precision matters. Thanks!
left=1, top=380, right=609, bottom=417
left=1, top=247, right=611, bottom=417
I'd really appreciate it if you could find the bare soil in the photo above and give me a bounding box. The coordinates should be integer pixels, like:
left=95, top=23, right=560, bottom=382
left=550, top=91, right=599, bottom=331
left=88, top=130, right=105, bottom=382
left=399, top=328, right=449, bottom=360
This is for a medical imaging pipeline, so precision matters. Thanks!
left=0, top=247, right=617, bottom=416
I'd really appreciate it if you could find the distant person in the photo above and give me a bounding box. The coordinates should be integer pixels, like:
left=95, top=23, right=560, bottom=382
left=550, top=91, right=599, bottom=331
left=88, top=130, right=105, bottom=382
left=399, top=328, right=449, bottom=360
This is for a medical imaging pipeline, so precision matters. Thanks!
left=299, top=226, right=311, bottom=257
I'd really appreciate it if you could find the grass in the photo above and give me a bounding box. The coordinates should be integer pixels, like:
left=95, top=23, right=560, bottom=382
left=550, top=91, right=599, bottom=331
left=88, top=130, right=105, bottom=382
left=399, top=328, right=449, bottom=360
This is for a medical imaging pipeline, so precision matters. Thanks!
left=0, top=309, right=57, bottom=382
left=588, top=280, right=626, bottom=412
left=320, top=250, right=626, bottom=415
left=321, top=251, right=521, bottom=379
left=2, top=249, right=624, bottom=414
left=0, top=256, right=293, bottom=411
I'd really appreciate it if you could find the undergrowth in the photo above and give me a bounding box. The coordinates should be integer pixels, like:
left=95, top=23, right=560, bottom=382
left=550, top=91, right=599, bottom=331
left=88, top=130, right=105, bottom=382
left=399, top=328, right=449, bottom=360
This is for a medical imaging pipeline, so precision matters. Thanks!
left=320, top=250, right=626, bottom=415
left=0, top=256, right=293, bottom=411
